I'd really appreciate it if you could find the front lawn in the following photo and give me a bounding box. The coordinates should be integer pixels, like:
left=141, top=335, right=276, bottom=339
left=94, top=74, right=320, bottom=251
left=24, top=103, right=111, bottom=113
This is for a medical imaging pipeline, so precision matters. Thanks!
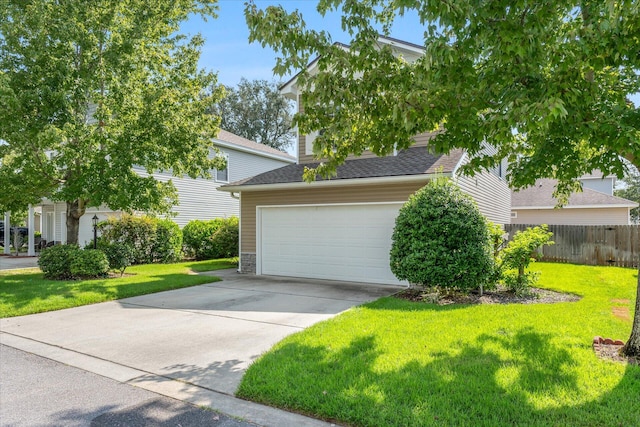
left=237, top=263, right=640, bottom=427
left=0, top=258, right=237, bottom=318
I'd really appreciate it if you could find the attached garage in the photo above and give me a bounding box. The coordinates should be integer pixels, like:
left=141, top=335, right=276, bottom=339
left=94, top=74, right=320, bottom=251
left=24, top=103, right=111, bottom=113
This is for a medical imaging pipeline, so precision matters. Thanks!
left=257, top=203, right=405, bottom=285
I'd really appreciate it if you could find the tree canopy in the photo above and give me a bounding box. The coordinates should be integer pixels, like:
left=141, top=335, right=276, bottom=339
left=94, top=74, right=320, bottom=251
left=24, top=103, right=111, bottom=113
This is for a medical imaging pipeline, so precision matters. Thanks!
left=0, top=0, right=224, bottom=243
left=214, top=78, right=294, bottom=151
left=245, top=0, right=640, bottom=356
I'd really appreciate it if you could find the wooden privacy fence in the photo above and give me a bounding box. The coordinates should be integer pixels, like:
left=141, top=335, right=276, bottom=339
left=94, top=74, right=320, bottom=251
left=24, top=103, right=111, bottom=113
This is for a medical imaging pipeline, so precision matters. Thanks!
left=504, top=224, right=640, bottom=268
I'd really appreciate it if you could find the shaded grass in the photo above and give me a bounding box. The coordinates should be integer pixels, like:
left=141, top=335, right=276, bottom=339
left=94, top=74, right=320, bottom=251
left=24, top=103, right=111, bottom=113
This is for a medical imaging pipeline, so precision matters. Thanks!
left=237, top=263, right=640, bottom=427
left=0, top=258, right=237, bottom=318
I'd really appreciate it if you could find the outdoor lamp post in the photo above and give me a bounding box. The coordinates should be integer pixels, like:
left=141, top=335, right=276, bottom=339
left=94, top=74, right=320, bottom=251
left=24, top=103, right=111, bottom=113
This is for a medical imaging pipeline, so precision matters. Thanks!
left=92, top=215, right=99, bottom=249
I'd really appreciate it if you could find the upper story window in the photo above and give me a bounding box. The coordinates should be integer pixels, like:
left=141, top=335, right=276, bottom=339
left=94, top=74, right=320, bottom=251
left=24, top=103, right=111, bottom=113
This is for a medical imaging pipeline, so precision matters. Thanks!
left=215, top=154, right=229, bottom=183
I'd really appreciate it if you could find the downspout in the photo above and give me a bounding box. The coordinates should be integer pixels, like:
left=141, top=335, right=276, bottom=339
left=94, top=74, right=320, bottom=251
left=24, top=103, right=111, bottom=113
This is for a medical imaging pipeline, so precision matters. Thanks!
left=231, top=192, right=241, bottom=273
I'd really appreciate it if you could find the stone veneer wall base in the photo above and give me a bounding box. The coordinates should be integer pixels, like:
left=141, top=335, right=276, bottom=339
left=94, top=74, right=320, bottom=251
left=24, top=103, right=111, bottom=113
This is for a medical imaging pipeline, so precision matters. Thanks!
left=240, top=252, right=256, bottom=274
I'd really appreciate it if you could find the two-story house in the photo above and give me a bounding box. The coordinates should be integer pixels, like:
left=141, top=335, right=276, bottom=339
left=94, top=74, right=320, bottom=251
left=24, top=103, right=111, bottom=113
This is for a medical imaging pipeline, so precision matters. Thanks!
left=218, top=37, right=511, bottom=286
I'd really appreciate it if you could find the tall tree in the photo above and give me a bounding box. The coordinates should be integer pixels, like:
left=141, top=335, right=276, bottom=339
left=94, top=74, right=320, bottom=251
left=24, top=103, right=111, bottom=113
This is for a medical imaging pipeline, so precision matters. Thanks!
left=245, top=0, right=640, bottom=357
left=0, top=0, right=225, bottom=244
left=214, top=78, right=294, bottom=151
left=615, top=166, right=640, bottom=224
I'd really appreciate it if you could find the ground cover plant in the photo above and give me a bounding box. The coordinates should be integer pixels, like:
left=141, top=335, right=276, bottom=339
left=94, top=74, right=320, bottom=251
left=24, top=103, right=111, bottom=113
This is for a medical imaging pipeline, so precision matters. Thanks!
left=0, top=258, right=236, bottom=318
left=237, top=263, right=640, bottom=427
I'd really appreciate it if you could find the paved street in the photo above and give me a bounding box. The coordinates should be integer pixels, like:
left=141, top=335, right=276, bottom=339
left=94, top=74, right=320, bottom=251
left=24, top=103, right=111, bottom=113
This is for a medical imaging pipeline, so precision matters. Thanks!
left=0, top=345, right=253, bottom=427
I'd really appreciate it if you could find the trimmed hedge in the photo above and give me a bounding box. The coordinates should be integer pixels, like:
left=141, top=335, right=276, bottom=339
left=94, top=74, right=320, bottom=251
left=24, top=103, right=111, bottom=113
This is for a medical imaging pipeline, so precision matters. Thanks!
left=98, top=214, right=183, bottom=264
left=183, top=217, right=239, bottom=260
left=39, top=245, right=109, bottom=279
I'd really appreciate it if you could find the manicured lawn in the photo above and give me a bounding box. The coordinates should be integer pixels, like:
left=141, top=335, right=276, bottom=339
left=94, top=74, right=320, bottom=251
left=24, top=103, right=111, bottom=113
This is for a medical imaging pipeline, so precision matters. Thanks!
left=237, top=263, right=640, bottom=427
left=0, top=258, right=237, bottom=318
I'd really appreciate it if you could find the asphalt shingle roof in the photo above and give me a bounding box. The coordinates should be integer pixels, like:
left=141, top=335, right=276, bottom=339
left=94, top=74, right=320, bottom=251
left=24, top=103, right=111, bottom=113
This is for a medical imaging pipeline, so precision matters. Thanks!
left=512, top=179, right=637, bottom=208
left=216, top=129, right=295, bottom=161
left=225, top=146, right=465, bottom=187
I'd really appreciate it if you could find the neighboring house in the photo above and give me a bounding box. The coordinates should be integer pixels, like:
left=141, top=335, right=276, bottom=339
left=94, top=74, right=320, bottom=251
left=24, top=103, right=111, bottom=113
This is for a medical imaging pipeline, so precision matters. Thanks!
left=37, top=130, right=295, bottom=247
left=511, top=174, right=638, bottom=225
left=218, top=37, right=511, bottom=286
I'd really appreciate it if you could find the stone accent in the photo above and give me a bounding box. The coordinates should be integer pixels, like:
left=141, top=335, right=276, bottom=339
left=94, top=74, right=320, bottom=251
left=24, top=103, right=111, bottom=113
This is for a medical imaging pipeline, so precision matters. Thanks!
left=240, top=252, right=256, bottom=274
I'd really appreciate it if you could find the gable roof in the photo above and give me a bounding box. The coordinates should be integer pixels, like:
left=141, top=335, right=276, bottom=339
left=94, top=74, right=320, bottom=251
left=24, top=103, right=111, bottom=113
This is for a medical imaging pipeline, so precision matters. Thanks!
left=214, top=130, right=295, bottom=163
left=219, top=146, right=465, bottom=191
left=512, top=179, right=638, bottom=209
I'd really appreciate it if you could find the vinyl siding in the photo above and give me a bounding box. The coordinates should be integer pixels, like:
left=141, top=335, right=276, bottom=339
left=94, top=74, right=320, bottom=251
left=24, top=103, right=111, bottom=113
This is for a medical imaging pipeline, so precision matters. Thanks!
left=297, top=130, right=439, bottom=165
left=454, top=153, right=511, bottom=225
left=511, top=207, right=631, bottom=225
left=580, top=177, right=614, bottom=195
left=240, top=181, right=428, bottom=252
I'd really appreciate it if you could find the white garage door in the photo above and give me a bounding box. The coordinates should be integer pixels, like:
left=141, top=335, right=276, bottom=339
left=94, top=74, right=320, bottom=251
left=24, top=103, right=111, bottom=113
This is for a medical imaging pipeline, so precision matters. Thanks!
left=258, top=203, right=405, bottom=285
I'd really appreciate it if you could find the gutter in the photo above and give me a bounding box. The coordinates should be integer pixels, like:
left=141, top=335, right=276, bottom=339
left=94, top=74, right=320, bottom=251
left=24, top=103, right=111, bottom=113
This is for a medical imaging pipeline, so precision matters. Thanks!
left=217, top=172, right=450, bottom=193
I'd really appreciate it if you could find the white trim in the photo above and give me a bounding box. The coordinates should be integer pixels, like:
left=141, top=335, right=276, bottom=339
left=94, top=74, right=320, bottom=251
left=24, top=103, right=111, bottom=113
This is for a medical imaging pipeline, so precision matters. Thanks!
left=511, top=211, right=518, bottom=218
left=214, top=140, right=295, bottom=164
left=219, top=172, right=448, bottom=193
left=215, top=153, right=229, bottom=183
left=238, top=192, right=242, bottom=273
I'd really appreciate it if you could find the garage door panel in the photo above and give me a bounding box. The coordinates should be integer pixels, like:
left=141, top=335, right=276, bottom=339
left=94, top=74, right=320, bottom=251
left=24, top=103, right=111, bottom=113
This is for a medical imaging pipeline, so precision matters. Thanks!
left=259, top=204, right=404, bottom=285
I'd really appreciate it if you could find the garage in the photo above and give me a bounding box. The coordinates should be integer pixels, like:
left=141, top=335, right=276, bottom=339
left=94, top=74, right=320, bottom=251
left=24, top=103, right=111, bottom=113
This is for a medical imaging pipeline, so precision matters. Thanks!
left=257, top=203, right=405, bottom=285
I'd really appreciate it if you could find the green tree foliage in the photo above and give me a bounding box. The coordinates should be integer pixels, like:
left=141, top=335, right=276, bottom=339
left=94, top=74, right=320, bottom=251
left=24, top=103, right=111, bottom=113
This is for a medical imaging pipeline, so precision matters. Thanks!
left=0, top=0, right=224, bottom=245
left=390, top=179, right=493, bottom=291
left=213, top=78, right=294, bottom=151
left=245, top=0, right=640, bottom=356
left=500, top=225, right=554, bottom=295
left=615, top=166, right=640, bottom=224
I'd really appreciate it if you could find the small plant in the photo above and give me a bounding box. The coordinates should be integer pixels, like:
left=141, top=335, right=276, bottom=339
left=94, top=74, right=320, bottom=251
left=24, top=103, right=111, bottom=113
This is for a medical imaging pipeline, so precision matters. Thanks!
left=500, top=225, right=554, bottom=294
left=69, top=249, right=110, bottom=279
left=38, top=244, right=80, bottom=279
left=153, top=219, right=183, bottom=263
left=390, top=178, right=494, bottom=292
left=101, top=242, right=135, bottom=276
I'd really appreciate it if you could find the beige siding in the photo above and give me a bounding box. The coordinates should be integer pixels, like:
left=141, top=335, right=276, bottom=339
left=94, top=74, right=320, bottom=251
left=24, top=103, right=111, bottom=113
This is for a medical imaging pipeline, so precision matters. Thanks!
left=512, top=207, right=631, bottom=225
left=241, top=181, right=428, bottom=252
left=456, top=171, right=511, bottom=225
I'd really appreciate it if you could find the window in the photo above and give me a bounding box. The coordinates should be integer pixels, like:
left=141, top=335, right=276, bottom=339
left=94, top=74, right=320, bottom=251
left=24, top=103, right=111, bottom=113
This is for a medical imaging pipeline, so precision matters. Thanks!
left=216, top=155, right=229, bottom=183
left=511, top=211, right=518, bottom=218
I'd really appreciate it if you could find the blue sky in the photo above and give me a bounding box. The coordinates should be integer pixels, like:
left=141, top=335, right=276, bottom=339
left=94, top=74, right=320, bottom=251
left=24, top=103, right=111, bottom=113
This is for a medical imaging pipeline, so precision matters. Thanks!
left=180, top=0, right=423, bottom=87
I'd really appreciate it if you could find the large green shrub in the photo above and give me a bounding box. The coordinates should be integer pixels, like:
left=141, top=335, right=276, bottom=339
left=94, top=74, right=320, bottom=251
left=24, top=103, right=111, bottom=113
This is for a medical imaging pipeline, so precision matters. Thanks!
left=183, top=217, right=238, bottom=260
left=99, top=214, right=182, bottom=264
left=69, top=249, right=110, bottom=279
left=390, top=178, right=493, bottom=291
left=500, top=225, right=554, bottom=294
left=39, top=244, right=80, bottom=279
left=210, top=217, right=239, bottom=258
left=153, top=219, right=183, bottom=263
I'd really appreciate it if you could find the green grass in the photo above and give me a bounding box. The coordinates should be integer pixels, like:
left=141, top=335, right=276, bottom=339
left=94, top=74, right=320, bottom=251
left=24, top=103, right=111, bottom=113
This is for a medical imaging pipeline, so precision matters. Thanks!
left=0, top=258, right=237, bottom=318
left=237, top=263, right=640, bottom=427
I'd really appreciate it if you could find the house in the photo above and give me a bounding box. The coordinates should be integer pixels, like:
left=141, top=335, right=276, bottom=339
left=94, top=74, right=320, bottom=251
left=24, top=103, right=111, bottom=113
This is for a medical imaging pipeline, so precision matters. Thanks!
left=31, top=130, right=294, bottom=248
left=511, top=173, right=638, bottom=225
left=218, top=37, right=511, bottom=286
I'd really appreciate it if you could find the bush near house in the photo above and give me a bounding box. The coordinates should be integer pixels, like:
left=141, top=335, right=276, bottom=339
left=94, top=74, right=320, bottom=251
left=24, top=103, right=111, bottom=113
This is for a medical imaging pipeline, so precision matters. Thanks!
left=183, top=217, right=239, bottom=260
left=390, top=178, right=494, bottom=291
left=39, top=245, right=109, bottom=279
left=99, top=214, right=183, bottom=264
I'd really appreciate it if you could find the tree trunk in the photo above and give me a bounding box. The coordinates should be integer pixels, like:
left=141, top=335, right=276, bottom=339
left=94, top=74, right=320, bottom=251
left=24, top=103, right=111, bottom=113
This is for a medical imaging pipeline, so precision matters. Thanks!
left=66, top=199, right=86, bottom=245
left=621, top=265, right=640, bottom=357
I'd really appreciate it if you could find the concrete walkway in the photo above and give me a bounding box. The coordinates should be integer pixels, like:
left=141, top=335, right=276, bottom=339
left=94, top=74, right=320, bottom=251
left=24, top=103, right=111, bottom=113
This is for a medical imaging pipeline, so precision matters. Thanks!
left=1, top=269, right=399, bottom=426
left=0, top=255, right=39, bottom=270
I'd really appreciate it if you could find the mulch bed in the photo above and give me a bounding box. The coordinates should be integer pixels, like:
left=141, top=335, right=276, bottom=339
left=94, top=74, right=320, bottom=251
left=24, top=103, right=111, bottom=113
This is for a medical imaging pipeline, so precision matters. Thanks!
left=592, top=337, right=640, bottom=366
left=394, top=286, right=581, bottom=305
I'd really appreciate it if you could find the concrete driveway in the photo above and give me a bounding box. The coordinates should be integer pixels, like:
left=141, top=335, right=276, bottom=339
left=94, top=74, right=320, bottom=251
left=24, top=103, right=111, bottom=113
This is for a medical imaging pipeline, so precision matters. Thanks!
left=0, top=255, right=39, bottom=270
left=1, top=269, right=398, bottom=425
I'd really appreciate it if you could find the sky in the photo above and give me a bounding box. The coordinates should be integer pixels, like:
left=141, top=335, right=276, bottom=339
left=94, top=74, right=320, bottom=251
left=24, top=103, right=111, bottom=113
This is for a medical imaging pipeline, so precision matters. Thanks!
left=180, top=0, right=423, bottom=87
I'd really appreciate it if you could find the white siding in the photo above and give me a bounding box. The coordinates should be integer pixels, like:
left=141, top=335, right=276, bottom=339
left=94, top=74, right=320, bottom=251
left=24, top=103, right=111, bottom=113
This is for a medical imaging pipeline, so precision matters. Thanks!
left=226, top=147, right=291, bottom=183
left=512, top=207, right=631, bottom=225
left=454, top=153, right=511, bottom=225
